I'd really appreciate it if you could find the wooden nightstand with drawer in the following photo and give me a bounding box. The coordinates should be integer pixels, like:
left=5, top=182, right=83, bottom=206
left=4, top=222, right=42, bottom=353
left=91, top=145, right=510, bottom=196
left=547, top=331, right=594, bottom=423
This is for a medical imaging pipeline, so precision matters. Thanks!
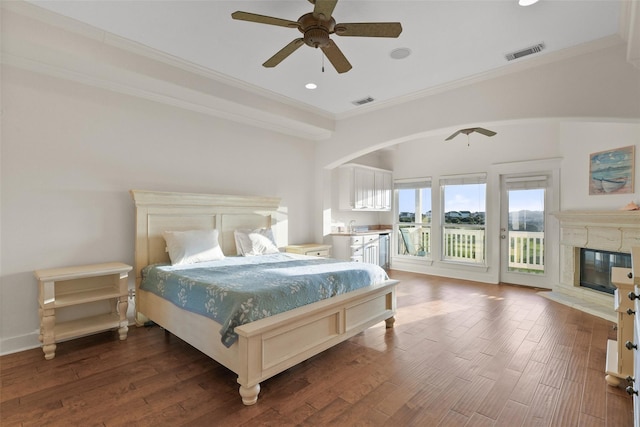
left=285, top=244, right=332, bottom=258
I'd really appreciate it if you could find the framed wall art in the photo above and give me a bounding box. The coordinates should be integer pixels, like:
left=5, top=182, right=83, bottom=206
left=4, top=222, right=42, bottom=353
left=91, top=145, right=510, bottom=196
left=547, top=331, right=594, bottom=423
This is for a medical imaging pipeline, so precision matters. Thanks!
left=589, top=145, right=635, bottom=195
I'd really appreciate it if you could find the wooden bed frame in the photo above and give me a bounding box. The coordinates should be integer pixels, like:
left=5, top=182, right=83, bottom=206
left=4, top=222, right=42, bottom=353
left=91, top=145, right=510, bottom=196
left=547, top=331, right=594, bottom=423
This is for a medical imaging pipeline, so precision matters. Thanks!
left=130, top=190, right=398, bottom=405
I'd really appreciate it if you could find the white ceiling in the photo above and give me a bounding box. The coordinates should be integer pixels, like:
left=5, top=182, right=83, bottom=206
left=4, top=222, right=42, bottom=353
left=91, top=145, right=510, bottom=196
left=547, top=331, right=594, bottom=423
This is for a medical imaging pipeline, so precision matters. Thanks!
left=29, top=0, right=623, bottom=116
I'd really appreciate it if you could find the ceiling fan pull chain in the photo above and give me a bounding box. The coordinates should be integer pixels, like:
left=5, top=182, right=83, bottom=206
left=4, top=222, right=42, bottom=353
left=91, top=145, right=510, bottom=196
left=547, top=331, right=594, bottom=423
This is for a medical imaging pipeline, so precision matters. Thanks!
left=322, top=51, right=325, bottom=72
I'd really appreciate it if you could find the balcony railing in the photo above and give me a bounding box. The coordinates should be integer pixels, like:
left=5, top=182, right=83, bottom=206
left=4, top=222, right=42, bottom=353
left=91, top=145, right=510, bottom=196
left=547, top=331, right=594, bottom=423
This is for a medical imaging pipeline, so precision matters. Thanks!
left=397, top=227, right=545, bottom=271
left=443, top=227, right=485, bottom=264
left=508, top=230, right=544, bottom=271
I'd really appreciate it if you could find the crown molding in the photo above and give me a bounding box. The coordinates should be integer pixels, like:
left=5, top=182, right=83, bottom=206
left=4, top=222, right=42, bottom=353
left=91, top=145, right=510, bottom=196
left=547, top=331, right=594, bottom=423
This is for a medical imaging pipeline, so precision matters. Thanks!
left=1, top=1, right=334, bottom=141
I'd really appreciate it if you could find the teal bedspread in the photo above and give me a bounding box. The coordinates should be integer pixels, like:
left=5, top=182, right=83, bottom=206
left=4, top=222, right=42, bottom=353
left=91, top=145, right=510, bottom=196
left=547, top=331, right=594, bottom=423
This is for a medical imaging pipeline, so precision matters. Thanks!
left=140, top=253, right=389, bottom=347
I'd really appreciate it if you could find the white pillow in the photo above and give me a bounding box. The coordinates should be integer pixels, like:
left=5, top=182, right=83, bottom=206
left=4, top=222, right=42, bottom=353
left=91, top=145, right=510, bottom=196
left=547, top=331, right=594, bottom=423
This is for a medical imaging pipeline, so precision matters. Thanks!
left=163, top=229, right=225, bottom=265
left=234, top=228, right=279, bottom=256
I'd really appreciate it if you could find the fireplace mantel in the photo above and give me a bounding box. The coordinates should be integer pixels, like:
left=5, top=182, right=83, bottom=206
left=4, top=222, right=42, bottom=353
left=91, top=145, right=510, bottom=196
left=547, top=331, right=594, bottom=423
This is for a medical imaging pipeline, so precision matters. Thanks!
left=541, top=210, right=640, bottom=322
left=553, top=210, right=640, bottom=227
left=553, top=210, right=640, bottom=254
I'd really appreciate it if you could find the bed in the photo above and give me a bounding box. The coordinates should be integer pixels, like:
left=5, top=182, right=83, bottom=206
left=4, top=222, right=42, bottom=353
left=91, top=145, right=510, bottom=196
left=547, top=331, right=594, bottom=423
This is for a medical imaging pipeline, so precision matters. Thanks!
left=130, top=190, right=398, bottom=405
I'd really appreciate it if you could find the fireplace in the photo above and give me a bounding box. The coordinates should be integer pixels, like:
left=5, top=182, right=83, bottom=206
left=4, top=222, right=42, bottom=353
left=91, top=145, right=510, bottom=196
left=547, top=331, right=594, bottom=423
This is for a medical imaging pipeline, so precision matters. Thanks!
left=580, top=248, right=632, bottom=295
left=545, top=210, right=640, bottom=322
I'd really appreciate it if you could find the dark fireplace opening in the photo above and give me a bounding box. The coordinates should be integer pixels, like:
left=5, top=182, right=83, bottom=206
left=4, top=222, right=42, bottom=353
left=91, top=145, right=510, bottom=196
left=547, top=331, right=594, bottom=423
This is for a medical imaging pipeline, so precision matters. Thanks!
left=580, top=248, right=632, bottom=295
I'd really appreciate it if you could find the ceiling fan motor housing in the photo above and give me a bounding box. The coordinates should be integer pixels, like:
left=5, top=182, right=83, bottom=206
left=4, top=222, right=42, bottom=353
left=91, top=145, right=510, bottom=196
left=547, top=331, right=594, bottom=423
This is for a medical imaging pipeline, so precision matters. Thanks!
left=298, top=13, right=335, bottom=48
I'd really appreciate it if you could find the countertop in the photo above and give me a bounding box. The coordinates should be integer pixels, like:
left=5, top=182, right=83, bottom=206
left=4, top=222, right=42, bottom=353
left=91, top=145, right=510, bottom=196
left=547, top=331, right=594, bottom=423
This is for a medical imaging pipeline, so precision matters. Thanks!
left=330, top=229, right=393, bottom=236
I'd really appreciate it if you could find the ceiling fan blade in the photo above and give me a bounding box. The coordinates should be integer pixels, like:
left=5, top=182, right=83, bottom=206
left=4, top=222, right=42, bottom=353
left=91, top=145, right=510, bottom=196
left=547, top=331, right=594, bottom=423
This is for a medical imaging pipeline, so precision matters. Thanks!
left=263, top=38, right=305, bottom=68
left=321, top=39, right=352, bottom=73
left=473, top=127, right=497, bottom=137
left=312, top=0, right=338, bottom=21
left=334, top=22, right=403, bottom=38
left=231, top=11, right=298, bottom=28
left=446, top=127, right=497, bottom=141
left=445, top=130, right=462, bottom=141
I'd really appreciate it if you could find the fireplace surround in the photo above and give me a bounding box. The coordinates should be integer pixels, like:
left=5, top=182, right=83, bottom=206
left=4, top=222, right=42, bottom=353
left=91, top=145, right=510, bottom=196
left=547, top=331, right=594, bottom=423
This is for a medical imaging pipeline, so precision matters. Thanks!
left=544, top=210, right=640, bottom=322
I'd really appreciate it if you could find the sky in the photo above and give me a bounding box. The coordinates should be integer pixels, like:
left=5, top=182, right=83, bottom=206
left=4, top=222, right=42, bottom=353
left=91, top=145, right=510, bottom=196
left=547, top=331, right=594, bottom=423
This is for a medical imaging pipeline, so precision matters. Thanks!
left=398, top=187, right=544, bottom=214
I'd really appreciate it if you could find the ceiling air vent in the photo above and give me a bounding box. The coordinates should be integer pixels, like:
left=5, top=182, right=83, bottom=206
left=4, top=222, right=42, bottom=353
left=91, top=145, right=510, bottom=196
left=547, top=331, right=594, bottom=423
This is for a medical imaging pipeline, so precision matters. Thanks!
left=505, top=43, right=545, bottom=61
left=352, top=96, right=375, bottom=106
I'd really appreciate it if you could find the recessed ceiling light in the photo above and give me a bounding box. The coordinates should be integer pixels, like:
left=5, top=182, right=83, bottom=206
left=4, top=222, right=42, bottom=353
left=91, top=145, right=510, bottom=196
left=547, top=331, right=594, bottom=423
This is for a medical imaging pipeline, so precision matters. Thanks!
left=519, top=0, right=540, bottom=6
left=390, top=48, right=411, bottom=60
left=305, top=83, right=317, bottom=90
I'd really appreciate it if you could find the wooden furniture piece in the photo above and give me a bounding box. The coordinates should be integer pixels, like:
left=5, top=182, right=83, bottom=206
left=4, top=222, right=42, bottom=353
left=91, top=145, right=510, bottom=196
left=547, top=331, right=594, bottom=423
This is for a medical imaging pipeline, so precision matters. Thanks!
left=130, top=190, right=398, bottom=405
left=284, top=243, right=332, bottom=257
left=605, top=266, right=635, bottom=386
left=628, top=246, right=640, bottom=426
left=35, top=262, right=132, bottom=360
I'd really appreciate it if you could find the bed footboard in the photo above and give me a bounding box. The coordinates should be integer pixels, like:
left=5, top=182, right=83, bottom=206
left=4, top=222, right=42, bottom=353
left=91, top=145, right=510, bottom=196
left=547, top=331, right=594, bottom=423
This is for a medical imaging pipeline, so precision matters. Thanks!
left=234, top=279, right=398, bottom=405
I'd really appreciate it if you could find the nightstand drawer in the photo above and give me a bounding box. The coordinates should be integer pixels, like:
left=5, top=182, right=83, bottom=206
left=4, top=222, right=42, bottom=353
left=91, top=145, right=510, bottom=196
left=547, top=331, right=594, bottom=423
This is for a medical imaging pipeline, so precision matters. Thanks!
left=285, top=244, right=332, bottom=258
left=306, top=249, right=330, bottom=257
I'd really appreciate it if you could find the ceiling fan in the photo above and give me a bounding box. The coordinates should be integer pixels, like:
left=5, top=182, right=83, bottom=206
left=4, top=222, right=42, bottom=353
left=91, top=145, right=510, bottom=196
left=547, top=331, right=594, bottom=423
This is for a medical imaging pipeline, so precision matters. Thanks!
left=231, top=0, right=402, bottom=74
left=445, top=127, right=497, bottom=145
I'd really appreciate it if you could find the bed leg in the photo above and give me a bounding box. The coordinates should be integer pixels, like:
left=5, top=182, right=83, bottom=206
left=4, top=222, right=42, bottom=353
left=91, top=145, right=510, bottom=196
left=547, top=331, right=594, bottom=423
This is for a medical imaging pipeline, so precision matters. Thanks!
left=239, top=383, right=260, bottom=405
left=385, top=316, right=395, bottom=328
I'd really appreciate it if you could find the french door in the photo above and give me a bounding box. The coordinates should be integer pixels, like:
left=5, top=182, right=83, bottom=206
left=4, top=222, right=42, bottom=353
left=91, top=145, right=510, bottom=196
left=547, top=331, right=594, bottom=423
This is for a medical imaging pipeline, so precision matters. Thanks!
left=499, top=174, right=553, bottom=288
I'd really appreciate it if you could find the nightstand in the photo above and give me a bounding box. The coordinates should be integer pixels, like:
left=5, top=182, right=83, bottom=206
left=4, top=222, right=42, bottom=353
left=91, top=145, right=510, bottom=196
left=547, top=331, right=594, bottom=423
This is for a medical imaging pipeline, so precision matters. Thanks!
left=285, top=244, right=332, bottom=258
left=35, top=262, right=132, bottom=360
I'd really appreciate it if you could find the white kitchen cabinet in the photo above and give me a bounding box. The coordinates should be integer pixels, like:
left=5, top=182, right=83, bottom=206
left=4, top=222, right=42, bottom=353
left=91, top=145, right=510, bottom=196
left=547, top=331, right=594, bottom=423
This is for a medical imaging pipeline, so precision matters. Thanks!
left=339, top=164, right=392, bottom=211
left=332, top=233, right=387, bottom=266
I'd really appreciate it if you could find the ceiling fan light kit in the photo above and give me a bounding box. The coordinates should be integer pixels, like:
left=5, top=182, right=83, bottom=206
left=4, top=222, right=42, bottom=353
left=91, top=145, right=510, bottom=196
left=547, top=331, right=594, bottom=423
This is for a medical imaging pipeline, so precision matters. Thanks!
left=231, top=0, right=402, bottom=73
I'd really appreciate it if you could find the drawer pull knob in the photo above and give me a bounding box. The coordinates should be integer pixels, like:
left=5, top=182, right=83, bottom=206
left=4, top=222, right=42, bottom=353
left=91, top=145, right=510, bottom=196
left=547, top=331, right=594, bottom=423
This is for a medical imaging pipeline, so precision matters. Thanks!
left=626, top=386, right=638, bottom=396
left=628, top=309, right=636, bottom=316
left=628, top=292, right=640, bottom=301
left=625, top=341, right=638, bottom=351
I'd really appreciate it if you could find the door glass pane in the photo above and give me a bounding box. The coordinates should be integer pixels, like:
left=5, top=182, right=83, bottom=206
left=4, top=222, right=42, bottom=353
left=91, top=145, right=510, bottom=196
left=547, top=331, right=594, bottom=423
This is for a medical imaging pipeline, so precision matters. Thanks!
left=507, top=188, right=545, bottom=274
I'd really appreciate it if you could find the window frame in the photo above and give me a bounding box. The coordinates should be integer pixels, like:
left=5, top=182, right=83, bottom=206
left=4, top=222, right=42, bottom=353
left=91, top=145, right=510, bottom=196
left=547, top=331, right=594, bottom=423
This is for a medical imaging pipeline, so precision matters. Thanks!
left=439, top=173, right=487, bottom=266
left=394, top=178, right=432, bottom=259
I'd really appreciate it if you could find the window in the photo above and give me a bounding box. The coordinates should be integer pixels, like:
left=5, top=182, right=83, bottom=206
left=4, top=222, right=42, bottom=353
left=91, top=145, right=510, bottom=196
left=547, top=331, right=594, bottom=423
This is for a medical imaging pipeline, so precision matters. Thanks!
left=395, top=178, right=431, bottom=258
left=440, top=174, right=486, bottom=264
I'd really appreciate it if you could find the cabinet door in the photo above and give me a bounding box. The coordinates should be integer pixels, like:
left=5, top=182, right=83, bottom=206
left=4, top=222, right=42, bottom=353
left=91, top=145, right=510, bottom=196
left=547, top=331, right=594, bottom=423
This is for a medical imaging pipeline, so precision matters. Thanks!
left=362, top=235, right=380, bottom=265
left=374, top=171, right=392, bottom=211
left=354, top=168, right=375, bottom=210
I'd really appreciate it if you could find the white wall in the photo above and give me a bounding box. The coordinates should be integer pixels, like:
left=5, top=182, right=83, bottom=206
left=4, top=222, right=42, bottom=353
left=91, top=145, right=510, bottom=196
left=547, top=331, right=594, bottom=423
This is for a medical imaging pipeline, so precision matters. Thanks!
left=559, top=121, right=640, bottom=210
left=0, top=66, right=316, bottom=354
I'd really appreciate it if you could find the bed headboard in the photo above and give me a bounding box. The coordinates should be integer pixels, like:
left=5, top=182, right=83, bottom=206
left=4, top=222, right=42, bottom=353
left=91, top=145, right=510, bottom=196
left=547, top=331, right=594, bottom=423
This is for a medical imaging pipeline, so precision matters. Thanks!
left=130, top=190, right=286, bottom=284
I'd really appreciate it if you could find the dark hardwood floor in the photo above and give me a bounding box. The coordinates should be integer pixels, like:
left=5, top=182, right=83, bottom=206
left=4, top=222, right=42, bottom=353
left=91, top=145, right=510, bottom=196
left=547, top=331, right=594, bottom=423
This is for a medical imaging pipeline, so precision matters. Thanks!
left=1, top=270, right=634, bottom=426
